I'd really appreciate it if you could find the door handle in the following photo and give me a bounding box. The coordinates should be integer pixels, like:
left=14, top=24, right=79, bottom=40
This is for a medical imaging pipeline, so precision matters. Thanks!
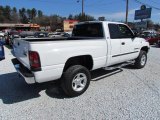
left=121, top=42, right=125, bottom=45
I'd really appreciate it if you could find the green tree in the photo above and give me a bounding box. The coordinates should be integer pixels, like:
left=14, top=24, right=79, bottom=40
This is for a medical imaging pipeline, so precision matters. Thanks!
left=27, top=9, right=32, bottom=23
left=73, top=13, right=95, bottom=22
left=27, top=9, right=31, bottom=18
left=13, top=7, right=17, bottom=13
left=19, top=8, right=28, bottom=23
left=0, top=6, right=5, bottom=22
left=4, top=5, right=11, bottom=21
left=11, top=7, right=19, bottom=23
left=31, top=8, right=37, bottom=19
left=19, top=8, right=26, bottom=18
left=49, top=15, right=63, bottom=31
left=154, top=23, right=160, bottom=31
left=34, top=15, right=50, bottom=26
left=38, top=10, right=43, bottom=18
left=147, top=20, right=154, bottom=29
left=68, top=14, right=73, bottom=20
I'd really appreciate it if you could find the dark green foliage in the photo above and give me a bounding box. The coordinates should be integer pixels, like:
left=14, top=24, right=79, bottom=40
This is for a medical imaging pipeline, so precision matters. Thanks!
left=0, top=5, right=43, bottom=24
left=19, top=8, right=28, bottom=23
left=0, top=5, right=96, bottom=31
left=38, top=10, right=43, bottom=18
left=27, top=9, right=32, bottom=20
left=31, top=8, right=37, bottom=19
left=68, top=14, right=73, bottom=20
left=68, top=13, right=95, bottom=22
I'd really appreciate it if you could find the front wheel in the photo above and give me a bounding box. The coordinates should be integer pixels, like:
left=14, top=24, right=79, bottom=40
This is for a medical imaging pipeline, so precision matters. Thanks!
left=134, top=50, right=147, bottom=69
left=61, top=65, right=91, bottom=97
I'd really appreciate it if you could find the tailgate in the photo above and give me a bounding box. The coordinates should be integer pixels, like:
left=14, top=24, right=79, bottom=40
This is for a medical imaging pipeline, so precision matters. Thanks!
left=13, top=39, right=30, bottom=69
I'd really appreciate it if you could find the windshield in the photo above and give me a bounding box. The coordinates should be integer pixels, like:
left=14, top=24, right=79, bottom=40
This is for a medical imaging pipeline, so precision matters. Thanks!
left=142, top=32, right=152, bottom=37
left=141, top=32, right=160, bottom=38
left=72, top=23, right=104, bottom=37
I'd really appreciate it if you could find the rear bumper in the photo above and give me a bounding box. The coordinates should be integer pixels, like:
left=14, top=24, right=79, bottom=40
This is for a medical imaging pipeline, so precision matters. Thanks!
left=12, top=58, right=64, bottom=84
left=12, top=58, right=36, bottom=84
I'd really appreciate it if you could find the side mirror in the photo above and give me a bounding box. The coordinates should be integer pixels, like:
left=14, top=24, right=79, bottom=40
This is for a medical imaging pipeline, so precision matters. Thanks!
left=134, top=32, right=138, bottom=37
left=131, top=33, right=137, bottom=39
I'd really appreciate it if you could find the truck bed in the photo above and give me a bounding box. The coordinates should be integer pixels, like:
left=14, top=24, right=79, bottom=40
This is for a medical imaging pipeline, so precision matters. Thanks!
left=22, top=37, right=104, bottom=42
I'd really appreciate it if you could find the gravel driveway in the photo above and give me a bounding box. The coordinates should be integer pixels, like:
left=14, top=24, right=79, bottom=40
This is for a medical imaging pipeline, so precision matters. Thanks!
left=0, top=46, right=160, bottom=120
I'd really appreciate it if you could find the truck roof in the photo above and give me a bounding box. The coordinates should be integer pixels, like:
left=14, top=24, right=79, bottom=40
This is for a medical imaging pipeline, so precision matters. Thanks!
left=77, top=21, right=125, bottom=25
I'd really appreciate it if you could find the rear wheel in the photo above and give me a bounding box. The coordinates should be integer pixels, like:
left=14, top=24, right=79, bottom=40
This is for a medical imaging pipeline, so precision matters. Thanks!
left=134, top=50, right=147, bottom=69
left=61, top=65, right=91, bottom=97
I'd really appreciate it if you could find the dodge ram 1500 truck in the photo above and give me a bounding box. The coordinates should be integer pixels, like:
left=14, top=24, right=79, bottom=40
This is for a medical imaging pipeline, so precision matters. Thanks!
left=12, top=21, right=150, bottom=97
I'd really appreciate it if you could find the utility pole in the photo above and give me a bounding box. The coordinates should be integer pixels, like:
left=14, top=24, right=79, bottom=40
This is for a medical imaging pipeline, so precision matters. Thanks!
left=82, top=0, right=84, bottom=16
left=125, top=0, right=129, bottom=24
left=77, top=0, right=84, bottom=20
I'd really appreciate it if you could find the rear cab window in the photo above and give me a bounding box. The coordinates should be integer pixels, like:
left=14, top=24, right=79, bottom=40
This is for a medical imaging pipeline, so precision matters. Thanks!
left=72, top=23, right=104, bottom=38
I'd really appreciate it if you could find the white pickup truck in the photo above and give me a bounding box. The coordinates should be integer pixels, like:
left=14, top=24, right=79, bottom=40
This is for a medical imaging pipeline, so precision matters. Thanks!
left=12, top=21, right=149, bottom=97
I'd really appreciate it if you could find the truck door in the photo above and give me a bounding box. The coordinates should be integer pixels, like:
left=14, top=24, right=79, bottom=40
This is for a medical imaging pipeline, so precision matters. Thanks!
left=108, top=23, right=137, bottom=66
left=118, top=24, right=135, bottom=61
left=107, top=24, right=122, bottom=65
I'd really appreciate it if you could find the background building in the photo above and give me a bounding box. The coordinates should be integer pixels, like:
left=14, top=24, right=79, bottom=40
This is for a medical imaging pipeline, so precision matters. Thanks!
left=63, top=20, right=78, bottom=32
left=0, top=23, right=40, bottom=31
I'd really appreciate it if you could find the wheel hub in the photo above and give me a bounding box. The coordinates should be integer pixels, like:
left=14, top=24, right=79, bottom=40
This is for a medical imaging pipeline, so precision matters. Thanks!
left=141, top=54, right=146, bottom=66
left=72, top=73, right=87, bottom=92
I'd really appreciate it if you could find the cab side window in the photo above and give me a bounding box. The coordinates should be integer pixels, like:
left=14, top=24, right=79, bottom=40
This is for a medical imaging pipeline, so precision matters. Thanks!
left=108, top=23, right=134, bottom=39
left=118, top=24, right=134, bottom=38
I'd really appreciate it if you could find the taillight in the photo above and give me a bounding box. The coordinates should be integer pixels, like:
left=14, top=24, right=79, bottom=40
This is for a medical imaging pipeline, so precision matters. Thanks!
left=29, top=51, right=41, bottom=71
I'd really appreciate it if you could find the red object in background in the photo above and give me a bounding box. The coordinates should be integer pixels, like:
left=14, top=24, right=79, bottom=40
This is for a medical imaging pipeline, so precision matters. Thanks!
left=145, top=36, right=160, bottom=45
left=18, top=30, right=22, bottom=33
left=142, top=32, right=160, bottom=45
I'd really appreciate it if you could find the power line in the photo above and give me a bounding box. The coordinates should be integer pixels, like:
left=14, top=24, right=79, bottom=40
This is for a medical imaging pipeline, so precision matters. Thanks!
left=149, top=0, right=160, bottom=5
left=134, top=0, right=160, bottom=10
left=86, top=0, right=117, bottom=7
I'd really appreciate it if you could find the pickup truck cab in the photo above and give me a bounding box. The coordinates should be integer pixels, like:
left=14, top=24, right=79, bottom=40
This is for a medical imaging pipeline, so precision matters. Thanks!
left=12, top=21, right=149, bottom=97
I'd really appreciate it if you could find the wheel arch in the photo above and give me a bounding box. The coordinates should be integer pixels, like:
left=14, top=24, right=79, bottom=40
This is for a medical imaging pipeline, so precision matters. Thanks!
left=141, top=46, right=149, bottom=53
left=63, top=55, right=93, bottom=72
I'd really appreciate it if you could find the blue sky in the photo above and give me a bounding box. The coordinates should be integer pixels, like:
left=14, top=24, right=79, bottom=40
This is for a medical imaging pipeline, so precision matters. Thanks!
left=1, top=0, right=160, bottom=23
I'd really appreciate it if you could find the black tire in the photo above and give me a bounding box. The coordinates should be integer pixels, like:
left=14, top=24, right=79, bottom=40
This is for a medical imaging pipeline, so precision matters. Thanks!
left=61, top=65, right=91, bottom=97
left=134, top=50, right=147, bottom=69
